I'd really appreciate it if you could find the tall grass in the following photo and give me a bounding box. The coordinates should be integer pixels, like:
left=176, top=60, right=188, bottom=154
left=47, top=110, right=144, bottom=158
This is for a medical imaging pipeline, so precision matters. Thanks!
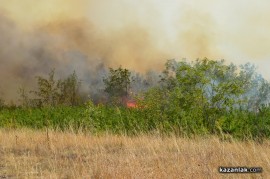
left=0, top=129, right=268, bottom=178
left=0, top=102, right=270, bottom=141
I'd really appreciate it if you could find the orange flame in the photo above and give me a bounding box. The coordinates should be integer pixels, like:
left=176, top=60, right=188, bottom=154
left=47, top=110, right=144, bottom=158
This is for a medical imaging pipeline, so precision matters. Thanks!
left=126, top=100, right=137, bottom=108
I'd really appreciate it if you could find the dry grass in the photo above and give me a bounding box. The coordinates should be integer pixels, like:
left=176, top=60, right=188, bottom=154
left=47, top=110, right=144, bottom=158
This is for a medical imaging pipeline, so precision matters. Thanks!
left=0, top=129, right=269, bottom=178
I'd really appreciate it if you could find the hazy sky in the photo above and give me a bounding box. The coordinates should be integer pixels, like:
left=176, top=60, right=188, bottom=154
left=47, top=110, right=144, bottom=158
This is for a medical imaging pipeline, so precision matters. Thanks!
left=1, top=0, right=270, bottom=69
left=0, top=0, right=270, bottom=101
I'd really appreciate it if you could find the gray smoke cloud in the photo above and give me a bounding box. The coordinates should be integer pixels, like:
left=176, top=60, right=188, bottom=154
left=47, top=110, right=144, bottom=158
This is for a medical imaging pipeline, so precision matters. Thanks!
left=0, top=13, right=163, bottom=103
left=1, top=0, right=270, bottom=103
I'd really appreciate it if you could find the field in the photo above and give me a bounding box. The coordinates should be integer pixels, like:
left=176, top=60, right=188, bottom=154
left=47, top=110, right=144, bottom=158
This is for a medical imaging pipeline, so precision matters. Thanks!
left=1, top=0, right=270, bottom=178
left=1, top=59, right=270, bottom=178
left=0, top=129, right=269, bottom=178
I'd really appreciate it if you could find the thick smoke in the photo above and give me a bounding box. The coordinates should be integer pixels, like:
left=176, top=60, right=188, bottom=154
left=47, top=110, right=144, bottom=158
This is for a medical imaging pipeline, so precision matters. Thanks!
left=0, top=11, right=166, bottom=102
left=1, top=0, right=270, bottom=102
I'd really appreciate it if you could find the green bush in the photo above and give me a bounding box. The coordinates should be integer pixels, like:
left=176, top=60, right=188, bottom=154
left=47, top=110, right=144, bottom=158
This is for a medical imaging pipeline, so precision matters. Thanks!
left=0, top=58, right=270, bottom=141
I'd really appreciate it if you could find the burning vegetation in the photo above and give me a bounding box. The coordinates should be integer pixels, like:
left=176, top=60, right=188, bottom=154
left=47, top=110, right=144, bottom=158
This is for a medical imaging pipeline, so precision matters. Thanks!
left=0, top=58, right=269, bottom=141
left=1, top=1, right=270, bottom=178
left=0, top=2, right=269, bottom=137
left=126, top=100, right=137, bottom=108
left=7, top=58, right=270, bottom=112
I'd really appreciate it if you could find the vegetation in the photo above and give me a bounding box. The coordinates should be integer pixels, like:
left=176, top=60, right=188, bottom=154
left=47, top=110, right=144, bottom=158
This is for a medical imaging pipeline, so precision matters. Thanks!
left=0, top=129, right=268, bottom=178
left=0, top=58, right=270, bottom=141
left=103, top=66, right=132, bottom=105
left=18, top=70, right=83, bottom=108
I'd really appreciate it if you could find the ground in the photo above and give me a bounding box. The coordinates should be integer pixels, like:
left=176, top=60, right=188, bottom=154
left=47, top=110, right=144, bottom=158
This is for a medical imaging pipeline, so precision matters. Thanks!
left=0, top=129, right=269, bottom=178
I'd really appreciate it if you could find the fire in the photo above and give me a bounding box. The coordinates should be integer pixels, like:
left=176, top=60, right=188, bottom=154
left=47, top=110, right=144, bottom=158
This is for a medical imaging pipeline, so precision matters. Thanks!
left=126, top=100, right=137, bottom=108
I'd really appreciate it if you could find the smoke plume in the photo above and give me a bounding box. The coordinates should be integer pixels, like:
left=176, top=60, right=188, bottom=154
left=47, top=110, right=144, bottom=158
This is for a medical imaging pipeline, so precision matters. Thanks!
left=1, top=0, right=270, bottom=102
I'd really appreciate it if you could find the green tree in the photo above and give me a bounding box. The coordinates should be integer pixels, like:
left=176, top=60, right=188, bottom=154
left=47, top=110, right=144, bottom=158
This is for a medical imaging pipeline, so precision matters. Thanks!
left=157, top=58, right=254, bottom=133
left=31, top=69, right=59, bottom=107
left=103, top=67, right=132, bottom=104
left=57, top=71, right=82, bottom=106
left=30, top=70, right=83, bottom=107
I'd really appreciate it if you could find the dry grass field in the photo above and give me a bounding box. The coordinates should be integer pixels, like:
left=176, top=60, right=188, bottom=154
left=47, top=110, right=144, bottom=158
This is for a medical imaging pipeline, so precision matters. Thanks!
left=0, top=129, right=269, bottom=179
